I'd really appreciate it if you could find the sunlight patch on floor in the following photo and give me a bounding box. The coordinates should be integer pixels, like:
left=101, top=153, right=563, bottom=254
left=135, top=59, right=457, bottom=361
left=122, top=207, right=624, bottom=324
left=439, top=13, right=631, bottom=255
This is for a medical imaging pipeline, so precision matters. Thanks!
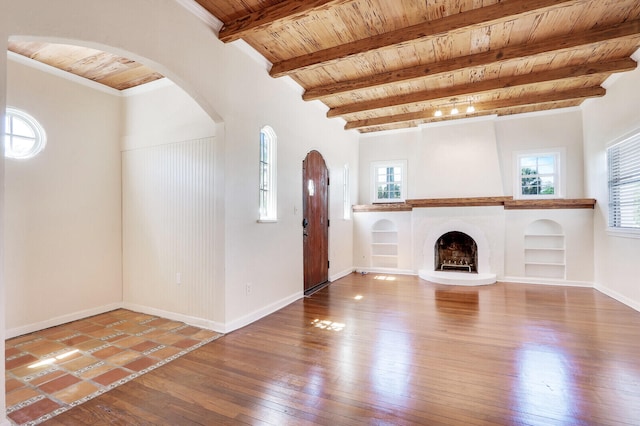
left=374, top=275, right=396, bottom=281
left=311, top=319, right=345, bottom=331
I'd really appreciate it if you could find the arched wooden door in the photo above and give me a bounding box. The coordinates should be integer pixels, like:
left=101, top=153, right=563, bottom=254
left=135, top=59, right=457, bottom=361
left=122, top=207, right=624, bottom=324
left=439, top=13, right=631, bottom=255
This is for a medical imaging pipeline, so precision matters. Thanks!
left=302, top=150, right=329, bottom=295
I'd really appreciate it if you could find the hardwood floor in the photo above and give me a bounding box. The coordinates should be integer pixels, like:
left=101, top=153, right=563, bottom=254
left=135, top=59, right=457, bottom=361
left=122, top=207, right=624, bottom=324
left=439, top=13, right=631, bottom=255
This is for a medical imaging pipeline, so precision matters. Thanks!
left=42, top=273, right=640, bottom=425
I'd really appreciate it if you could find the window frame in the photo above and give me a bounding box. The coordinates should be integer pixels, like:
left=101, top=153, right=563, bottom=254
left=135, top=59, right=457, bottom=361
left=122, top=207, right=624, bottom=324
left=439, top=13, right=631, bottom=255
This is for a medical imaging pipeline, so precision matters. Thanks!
left=343, top=164, right=351, bottom=220
left=513, top=149, right=564, bottom=200
left=370, top=160, right=407, bottom=204
left=258, top=125, right=277, bottom=222
left=607, top=130, right=640, bottom=238
left=4, top=107, right=47, bottom=160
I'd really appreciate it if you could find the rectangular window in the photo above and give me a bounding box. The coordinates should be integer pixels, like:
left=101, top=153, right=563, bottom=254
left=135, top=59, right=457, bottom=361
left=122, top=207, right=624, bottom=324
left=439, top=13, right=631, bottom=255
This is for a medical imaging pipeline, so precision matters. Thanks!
left=259, top=126, right=277, bottom=222
left=608, top=132, right=640, bottom=233
left=371, top=160, right=407, bottom=203
left=343, top=164, right=351, bottom=220
left=515, top=150, right=562, bottom=199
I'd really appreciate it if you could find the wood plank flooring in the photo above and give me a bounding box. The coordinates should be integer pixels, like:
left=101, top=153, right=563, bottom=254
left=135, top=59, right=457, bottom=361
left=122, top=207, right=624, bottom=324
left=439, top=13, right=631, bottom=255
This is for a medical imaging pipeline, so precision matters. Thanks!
left=41, top=273, right=640, bottom=425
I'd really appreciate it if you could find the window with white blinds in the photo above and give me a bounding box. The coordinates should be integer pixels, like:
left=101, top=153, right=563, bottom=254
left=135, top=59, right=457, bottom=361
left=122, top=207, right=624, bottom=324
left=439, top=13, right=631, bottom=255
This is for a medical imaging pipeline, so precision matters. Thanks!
left=608, top=132, right=640, bottom=231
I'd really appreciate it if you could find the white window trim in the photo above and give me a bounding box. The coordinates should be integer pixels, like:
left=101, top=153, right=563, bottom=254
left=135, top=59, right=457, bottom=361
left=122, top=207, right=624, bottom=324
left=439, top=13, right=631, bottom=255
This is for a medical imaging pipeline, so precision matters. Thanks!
left=4, top=107, right=47, bottom=160
left=258, top=125, right=277, bottom=222
left=343, top=164, right=351, bottom=220
left=513, top=148, right=565, bottom=200
left=371, top=160, right=407, bottom=203
left=606, top=129, right=640, bottom=238
left=606, top=226, right=640, bottom=239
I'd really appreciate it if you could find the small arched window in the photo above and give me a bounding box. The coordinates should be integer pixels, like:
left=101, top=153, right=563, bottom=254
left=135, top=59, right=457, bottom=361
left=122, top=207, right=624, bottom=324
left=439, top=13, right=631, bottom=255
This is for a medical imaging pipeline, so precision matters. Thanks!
left=4, top=108, right=47, bottom=159
left=259, top=125, right=277, bottom=221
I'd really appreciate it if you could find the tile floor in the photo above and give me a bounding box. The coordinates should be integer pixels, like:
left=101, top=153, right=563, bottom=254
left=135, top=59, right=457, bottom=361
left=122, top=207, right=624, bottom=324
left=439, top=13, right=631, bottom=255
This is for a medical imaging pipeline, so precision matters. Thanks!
left=4, top=309, right=222, bottom=425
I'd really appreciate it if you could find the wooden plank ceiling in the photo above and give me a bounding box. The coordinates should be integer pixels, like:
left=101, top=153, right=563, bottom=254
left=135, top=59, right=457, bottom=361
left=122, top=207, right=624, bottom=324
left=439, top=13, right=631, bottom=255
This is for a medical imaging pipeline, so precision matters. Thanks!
left=7, top=1, right=640, bottom=133
left=198, top=0, right=640, bottom=133
left=8, top=42, right=164, bottom=91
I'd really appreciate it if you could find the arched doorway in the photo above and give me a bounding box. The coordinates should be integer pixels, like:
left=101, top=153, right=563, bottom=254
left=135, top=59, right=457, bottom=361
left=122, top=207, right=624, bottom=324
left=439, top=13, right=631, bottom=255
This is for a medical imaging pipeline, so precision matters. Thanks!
left=302, top=150, right=329, bottom=295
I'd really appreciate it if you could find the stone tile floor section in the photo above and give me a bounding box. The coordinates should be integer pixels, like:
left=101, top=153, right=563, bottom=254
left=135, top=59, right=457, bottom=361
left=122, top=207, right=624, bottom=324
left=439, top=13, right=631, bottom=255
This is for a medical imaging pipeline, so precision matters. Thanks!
left=4, top=309, right=222, bottom=425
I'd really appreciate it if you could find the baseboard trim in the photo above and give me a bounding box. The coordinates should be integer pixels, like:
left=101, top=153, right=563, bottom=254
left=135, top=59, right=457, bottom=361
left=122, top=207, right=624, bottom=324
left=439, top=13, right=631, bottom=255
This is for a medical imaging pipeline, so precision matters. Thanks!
left=594, top=283, right=640, bottom=313
left=223, top=292, right=303, bottom=334
left=355, top=267, right=417, bottom=276
left=121, top=303, right=225, bottom=334
left=499, top=276, right=594, bottom=287
left=329, top=267, right=355, bottom=282
left=5, top=302, right=123, bottom=339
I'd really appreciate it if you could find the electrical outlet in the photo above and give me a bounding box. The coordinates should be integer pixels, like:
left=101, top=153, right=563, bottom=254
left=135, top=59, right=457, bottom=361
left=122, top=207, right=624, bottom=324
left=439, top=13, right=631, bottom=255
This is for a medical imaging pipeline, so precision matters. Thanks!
left=246, top=283, right=252, bottom=294
left=176, top=272, right=182, bottom=285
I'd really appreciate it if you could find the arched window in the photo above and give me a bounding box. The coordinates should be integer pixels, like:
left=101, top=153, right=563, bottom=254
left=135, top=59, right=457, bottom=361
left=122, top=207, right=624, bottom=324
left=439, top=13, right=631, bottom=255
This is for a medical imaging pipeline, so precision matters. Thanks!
left=259, top=125, right=277, bottom=221
left=4, top=107, right=47, bottom=159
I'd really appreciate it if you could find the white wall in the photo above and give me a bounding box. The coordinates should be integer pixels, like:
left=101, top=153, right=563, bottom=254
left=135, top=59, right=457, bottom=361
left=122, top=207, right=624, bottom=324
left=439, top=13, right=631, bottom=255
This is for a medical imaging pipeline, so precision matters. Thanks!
left=358, top=129, right=419, bottom=204
left=582, top=51, right=640, bottom=311
left=355, top=107, right=590, bottom=282
left=358, top=110, right=585, bottom=204
left=4, top=56, right=123, bottom=337
left=495, top=109, right=585, bottom=198
left=220, top=46, right=359, bottom=328
left=122, top=137, right=223, bottom=328
left=121, top=80, right=218, bottom=151
left=2, top=1, right=358, bottom=336
left=0, top=2, right=359, bottom=420
left=418, top=120, right=504, bottom=198
left=121, top=81, right=224, bottom=328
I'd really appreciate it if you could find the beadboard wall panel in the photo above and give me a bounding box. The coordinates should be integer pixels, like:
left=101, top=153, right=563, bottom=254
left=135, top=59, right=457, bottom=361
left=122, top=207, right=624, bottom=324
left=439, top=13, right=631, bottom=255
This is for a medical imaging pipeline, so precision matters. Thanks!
left=122, top=137, right=220, bottom=326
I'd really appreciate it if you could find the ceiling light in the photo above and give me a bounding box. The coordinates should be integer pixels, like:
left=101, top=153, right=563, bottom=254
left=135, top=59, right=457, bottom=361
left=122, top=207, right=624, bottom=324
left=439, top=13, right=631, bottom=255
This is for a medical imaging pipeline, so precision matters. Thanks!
left=451, top=107, right=459, bottom=115
left=434, top=110, right=442, bottom=117
left=466, top=105, right=475, bottom=113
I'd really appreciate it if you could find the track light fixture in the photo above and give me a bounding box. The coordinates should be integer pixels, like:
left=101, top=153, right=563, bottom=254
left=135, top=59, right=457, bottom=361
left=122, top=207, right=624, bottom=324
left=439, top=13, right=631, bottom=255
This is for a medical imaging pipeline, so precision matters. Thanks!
left=433, top=98, right=476, bottom=118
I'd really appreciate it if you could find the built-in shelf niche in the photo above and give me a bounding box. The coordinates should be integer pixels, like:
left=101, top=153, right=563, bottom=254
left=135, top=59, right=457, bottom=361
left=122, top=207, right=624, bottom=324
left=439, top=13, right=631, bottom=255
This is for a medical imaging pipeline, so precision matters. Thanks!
left=524, top=219, right=565, bottom=279
left=371, top=219, right=398, bottom=269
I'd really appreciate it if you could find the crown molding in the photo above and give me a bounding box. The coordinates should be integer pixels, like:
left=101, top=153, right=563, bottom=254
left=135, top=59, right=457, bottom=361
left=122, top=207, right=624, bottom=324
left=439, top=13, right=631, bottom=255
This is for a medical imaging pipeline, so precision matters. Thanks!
left=175, top=0, right=224, bottom=33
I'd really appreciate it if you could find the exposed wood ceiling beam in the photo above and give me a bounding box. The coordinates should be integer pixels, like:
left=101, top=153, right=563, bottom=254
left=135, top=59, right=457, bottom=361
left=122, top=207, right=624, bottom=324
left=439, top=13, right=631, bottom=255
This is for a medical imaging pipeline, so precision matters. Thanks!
left=269, top=0, right=578, bottom=78
left=219, top=0, right=347, bottom=43
left=345, top=86, right=606, bottom=131
left=304, top=19, right=640, bottom=101
left=327, top=58, right=634, bottom=118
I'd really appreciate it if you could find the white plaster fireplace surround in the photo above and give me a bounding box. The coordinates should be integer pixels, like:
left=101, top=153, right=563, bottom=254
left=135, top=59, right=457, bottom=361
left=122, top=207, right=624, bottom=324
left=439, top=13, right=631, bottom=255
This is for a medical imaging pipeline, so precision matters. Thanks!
left=415, top=208, right=504, bottom=285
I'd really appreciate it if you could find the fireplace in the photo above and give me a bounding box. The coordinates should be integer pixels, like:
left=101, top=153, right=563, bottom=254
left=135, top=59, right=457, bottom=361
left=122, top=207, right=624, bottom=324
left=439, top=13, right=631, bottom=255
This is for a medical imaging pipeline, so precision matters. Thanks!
left=418, top=219, right=496, bottom=286
left=435, top=231, right=477, bottom=273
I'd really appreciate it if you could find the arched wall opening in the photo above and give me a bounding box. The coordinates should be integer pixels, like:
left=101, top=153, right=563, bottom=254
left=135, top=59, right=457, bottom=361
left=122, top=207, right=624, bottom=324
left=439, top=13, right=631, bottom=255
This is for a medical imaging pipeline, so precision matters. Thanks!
left=3, top=33, right=225, bottom=338
left=1, top=4, right=361, bottom=420
left=7, top=35, right=224, bottom=125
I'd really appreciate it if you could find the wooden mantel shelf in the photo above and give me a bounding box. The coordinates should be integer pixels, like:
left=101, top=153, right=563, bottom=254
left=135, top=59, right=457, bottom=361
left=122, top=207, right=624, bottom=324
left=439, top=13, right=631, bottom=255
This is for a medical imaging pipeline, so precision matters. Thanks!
left=503, top=198, right=596, bottom=210
left=352, top=203, right=413, bottom=212
left=353, top=197, right=596, bottom=212
left=407, top=197, right=512, bottom=208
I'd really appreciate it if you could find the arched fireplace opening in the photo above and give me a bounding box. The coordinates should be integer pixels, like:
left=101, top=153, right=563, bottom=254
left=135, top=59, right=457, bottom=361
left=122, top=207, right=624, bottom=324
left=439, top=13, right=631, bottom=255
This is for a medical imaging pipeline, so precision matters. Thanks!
left=435, top=231, right=478, bottom=273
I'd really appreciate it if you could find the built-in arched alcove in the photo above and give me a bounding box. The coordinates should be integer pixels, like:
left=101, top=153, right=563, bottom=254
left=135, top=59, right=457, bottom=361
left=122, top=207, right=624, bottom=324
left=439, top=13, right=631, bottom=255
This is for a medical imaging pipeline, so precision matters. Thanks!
left=371, top=219, right=398, bottom=269
left=524, top=219, right=566, bottom=279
